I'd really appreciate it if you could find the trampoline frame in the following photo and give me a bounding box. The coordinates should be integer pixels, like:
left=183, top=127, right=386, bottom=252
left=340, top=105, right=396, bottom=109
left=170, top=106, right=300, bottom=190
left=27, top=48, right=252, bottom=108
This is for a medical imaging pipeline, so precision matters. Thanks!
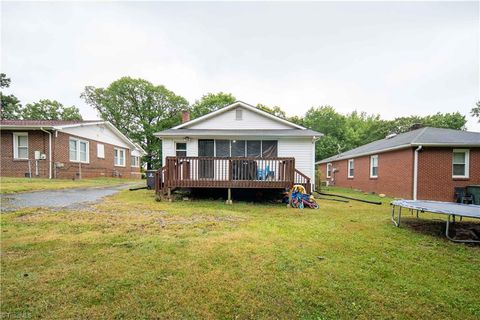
left=391, top=201, right=480, bottom=244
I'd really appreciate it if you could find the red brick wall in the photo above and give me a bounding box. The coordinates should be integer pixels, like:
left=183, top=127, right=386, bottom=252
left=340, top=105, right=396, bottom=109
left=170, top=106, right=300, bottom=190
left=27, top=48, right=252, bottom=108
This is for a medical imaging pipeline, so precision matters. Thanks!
left=1, top=130, right=141, bottom=179
left=318, top=148, right=414, bottom=199
left=417, top=147, right=480, bottom=201
left=1, top=130, right=50, bottom=178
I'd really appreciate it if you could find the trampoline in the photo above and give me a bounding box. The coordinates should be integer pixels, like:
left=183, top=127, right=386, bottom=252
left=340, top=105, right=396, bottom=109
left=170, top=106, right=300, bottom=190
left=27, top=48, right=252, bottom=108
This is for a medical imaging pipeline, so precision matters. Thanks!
left=391, top=200, right=480, bottom=243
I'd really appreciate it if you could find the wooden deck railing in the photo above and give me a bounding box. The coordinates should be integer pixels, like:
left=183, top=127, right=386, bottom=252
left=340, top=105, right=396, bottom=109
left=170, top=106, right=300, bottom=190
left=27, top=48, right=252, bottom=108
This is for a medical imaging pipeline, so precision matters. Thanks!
left=161, top=156, right=295, bottom=189
left=156, top=156, right=312, bottom=194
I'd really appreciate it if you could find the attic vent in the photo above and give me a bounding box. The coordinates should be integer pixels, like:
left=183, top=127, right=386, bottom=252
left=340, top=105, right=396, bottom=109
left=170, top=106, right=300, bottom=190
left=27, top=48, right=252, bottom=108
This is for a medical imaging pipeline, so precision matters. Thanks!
left=235, top=108, right=243, bottom=120
left=386, top=133, right=397, bottom=139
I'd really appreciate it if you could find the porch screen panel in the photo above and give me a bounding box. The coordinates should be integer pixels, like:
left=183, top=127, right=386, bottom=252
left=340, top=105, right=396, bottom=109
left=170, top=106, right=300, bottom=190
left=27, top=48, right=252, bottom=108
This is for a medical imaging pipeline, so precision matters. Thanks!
left=247, top=141, right=261, bottom=158
left=198, top=139, right=214, bottom=179
left=216, top=140, right=230, bottom=157
left=231, top=140, right=246, bottom=157
left=262, top=140, right=278, bottom=157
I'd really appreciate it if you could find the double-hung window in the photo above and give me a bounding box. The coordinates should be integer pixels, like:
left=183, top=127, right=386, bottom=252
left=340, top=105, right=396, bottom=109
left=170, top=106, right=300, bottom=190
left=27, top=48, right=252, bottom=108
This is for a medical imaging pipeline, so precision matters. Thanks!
left=69, top=138, right=89, bottom=163
left=348, top=159, right=354, bottom=178
left=131, top=156, right=140, bottom=167
left=452, top=149, right=469, bottom=178
left=114, top=148, right=126, bottom=167
left=370, top=155, right=378, bottom=178
left=326, top=163, right=332, bottom=178
left=175, top=143, right=187, bottom=157
left=13, top=132, right=28, bottom=159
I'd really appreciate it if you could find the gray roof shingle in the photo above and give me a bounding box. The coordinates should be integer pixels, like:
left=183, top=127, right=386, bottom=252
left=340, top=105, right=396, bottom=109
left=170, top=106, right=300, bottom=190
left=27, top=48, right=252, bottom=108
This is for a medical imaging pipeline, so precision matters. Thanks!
left=317, top=127, right=480, bottom=163
left=154, top=128, right=323, bottom=138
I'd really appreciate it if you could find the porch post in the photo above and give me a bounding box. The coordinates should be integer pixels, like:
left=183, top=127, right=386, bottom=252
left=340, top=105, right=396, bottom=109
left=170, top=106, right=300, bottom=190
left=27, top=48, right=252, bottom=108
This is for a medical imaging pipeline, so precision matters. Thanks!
left=226, top=188, right=233, bottom=205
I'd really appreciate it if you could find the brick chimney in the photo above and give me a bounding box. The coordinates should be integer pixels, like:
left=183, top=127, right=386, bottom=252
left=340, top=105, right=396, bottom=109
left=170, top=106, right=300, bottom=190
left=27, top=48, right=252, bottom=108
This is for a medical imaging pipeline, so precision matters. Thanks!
left=181, top=111, right=190, bottom=123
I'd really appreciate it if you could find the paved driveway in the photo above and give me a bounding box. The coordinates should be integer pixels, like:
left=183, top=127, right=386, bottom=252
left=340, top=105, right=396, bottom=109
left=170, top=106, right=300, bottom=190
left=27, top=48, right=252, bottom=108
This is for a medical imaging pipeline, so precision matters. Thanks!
left=1, top=185, right=131, bottom=212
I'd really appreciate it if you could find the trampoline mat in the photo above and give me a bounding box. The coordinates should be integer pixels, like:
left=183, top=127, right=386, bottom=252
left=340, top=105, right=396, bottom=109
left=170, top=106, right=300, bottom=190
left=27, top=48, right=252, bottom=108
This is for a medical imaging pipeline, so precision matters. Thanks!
left=391, top=200, right=480, bottom=219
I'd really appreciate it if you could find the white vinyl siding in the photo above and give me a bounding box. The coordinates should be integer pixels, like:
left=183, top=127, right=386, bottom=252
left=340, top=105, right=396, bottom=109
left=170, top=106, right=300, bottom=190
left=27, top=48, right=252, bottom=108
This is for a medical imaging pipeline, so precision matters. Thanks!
left=13, top=132, right=28, bottom=159
left=97, top=143, right=105, bottom=158
left=348, top=159, right=354, bottom=178
left=188, top=107, right=293, bottom=130
left=370, top=155, right=378, bottom=178
left=69, top=138, right=89, bottom=163
left=114, top=148, right=126, bottom=167
left=452, top=149, right=469, bottom=178
left=278, top=138, right=314, bottom=182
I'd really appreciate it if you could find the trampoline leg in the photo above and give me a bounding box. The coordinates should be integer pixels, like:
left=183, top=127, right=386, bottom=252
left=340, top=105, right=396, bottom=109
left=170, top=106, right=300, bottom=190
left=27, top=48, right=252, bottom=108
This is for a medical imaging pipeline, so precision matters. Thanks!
left=445, top=215, right=480, bottom=244
left=416, top=209, right=419, bottom=219
left=391, top=205, right=401, bottom=227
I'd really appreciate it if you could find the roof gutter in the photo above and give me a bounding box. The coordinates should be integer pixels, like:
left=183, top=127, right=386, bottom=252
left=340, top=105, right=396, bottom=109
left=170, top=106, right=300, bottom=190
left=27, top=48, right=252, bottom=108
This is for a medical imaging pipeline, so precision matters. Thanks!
left=40, top=127, right=53, bottom=179
left=316, top=144, right=412, bottom=164
left=413, top=145, right=423, bottom=200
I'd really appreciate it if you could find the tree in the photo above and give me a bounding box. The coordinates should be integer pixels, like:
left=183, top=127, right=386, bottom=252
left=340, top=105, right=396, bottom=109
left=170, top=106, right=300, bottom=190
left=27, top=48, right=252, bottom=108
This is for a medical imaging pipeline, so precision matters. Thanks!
left=21, top=99, right=82, bottom=120
left=386, top=112, right=466, bottom=133
left=256, top=104, right=287, bottom=118
left=81, top=77, right=189, bottom=169
left=471, top=101, right=480, bottom=122
left=0, top=73, right=22, bottom=120
left=191, top=92, right=236, bottom=119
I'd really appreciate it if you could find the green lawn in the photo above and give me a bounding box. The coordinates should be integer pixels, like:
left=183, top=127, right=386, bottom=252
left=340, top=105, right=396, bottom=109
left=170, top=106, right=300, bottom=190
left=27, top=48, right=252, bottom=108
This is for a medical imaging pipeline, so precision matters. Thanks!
left=0, top=177, right=141, bottom=194
left=1, top=188, right=479, bottom=319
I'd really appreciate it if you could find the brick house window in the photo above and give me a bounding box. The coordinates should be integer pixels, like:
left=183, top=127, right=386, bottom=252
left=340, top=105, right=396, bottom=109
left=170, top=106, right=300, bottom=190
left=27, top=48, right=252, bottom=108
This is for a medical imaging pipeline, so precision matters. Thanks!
left=452, top=149, right=469, bottom=178
left=13, top=132, right=28, bottom=159
left=370, top=155, right=378, bottom=178
left=97, top=143, right=105, bottom=159
left=326, top=163, right=332, bottom=178
left=131, top=156, right=140, bottom=167
left=348, top=159, right=354, bottom=178
left=69, top=138, right=89, bottom=163
left=114, top=148, right=126, bottom=167
left=175, top=142, right=187, bottom=157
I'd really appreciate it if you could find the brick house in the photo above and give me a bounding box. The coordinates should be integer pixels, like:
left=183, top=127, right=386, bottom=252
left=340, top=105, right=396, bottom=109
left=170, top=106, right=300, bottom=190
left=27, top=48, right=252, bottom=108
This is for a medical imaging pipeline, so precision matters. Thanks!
left=1, top=120, right=145, bottom=179
left=316, top=127, right=480, bottom=201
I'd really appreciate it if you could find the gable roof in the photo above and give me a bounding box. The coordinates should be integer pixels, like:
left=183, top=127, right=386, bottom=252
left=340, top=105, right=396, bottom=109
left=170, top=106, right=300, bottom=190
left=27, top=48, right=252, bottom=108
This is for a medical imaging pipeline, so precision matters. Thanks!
left=317, top=127, right=480, bottom=164
left=172, top=101, right=306, bottom=130
left=1, top=120, right=145, bottom=154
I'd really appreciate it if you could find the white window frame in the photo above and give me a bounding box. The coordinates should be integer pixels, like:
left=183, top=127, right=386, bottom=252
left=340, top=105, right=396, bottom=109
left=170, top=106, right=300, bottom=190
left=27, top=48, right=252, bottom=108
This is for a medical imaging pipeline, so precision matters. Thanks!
left=235, top=108, right=243, bottom=120
left=326, top=163, right=332, bottom=178
left=13, top=132, right=29, bottom=160
left=452, top=149, right=469, bottom=179
left=131, top=155, right=140, bottom=168
left=348, top=159, right=354, bottom=178
left=69, top=138, right=89, bottom=163
left=114, top=148, right=126, bottom=167
left=97, top=143, right=105, bottom=159
left=175, top=142, right=187, bottom=157
left=370, top=155, right=378, bottom=178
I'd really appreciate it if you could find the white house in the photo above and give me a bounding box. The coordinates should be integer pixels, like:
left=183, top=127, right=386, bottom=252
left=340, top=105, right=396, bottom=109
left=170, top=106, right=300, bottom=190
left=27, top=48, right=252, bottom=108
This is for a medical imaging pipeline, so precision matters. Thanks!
left=154, top=101, right=322, bottom=198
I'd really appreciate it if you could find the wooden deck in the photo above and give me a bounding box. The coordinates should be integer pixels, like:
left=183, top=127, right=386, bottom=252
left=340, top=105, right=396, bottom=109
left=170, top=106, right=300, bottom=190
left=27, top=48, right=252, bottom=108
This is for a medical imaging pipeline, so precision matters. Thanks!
left=155, top=156, right=311, bottom=197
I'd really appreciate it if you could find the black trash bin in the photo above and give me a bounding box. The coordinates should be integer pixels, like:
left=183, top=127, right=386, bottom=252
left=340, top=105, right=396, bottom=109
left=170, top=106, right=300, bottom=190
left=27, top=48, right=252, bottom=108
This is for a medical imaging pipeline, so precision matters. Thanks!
left=146, top=170, right=157, bottom=190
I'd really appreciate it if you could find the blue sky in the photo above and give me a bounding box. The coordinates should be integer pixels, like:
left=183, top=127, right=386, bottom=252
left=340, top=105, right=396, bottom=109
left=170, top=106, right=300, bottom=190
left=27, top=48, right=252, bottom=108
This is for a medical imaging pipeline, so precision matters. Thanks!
left=2, top=1, right=479, bottom=130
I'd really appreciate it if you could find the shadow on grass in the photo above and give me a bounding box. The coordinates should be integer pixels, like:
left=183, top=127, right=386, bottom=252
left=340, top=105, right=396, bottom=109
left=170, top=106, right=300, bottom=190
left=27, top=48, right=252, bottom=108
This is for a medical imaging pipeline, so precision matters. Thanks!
left=400, top=216, right=480, bottom=244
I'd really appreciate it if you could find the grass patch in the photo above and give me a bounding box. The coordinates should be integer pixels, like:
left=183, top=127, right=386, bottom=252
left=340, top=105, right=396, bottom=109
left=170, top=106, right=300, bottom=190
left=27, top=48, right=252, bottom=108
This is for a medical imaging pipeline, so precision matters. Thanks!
left=1, top=188, right=479, bottom=319
left=0, top=177, right=141, bottom=194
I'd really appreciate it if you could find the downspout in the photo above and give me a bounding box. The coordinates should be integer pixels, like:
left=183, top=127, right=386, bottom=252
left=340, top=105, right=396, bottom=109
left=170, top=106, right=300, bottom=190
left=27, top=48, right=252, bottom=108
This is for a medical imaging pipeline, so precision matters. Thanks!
left=413, top=145, right=423, bottom=200
left=40, top=127, right=52, bottom=179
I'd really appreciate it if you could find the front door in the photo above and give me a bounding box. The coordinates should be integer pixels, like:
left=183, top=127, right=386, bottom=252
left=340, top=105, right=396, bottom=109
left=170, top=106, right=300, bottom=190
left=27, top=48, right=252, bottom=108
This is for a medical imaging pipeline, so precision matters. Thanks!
left=198, top=139, right=214, bottom=179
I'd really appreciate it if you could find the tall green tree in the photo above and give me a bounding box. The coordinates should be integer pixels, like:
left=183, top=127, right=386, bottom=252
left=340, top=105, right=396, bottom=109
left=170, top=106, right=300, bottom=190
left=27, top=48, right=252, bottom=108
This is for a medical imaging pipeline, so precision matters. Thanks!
left=21, top=99, right=82, bottom=120
left=0, top=73, right=22, bottom=120
left=191, top=92, right=236, bottom=119
left=471, top=101, right=480, bottom=122
left=386, top=112, right=466, bottom=133
left=256, top=104, right=287, bottom=119
left=81, top=77, right=189, bottom=169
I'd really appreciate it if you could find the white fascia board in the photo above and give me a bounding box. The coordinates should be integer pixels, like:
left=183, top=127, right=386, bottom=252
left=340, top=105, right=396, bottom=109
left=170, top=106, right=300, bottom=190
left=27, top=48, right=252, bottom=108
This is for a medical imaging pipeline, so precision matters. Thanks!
left=172, top=101, right=306, bottom=130
left=1, top=125, right=55, bottom=130
left=316, top=144, right=412, bottom=164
